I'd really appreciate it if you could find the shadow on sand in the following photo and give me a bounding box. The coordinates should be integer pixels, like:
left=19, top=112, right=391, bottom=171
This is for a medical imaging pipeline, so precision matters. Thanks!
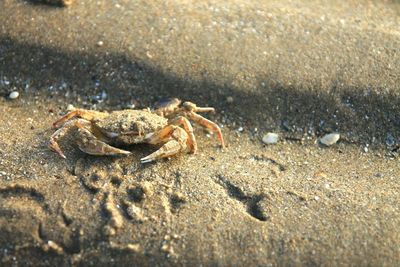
left=0, top=36, right=399, bottom=147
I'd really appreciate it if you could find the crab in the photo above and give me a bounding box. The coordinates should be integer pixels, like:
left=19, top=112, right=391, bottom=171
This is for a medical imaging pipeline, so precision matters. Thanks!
left=49, top=98, right=225, bottom=163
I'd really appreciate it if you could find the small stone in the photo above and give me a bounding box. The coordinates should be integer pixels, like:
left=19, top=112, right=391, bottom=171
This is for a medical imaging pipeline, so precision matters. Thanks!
left=226, top=96, right=234, bottom=103
left=161, top=243, right=175, bottom=256
left=66, top=104, right=75, bottom=111
left=161, top=244, right=170, bottom=252
left=386, top=133, right=395, bottom=146
left=319, top=133, right=340, bottom=146
left=313, top=170, right=327, bottom=178
left=172, top=234, right=180, bottom=239
left=9, top=91, right=19, bottom=100
left=97, top=41, right=104, bottom=47
left=262, top=133, right=279, bottom=144
left=101, top=90, right=107, bottom=100
left=126, top=103, right=136, bottom=109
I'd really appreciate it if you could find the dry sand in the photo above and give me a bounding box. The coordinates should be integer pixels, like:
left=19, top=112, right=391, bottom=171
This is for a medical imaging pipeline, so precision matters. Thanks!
left=0, top=0, right=399, bottom=266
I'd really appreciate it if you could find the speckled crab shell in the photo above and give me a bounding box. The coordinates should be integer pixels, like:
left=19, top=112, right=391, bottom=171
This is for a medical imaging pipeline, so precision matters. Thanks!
left=92, top=109, right=169, bottom=144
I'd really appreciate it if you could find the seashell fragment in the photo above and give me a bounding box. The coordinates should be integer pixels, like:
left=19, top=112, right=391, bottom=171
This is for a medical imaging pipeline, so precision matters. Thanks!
left=319, top=133, right=340, bottom=146
left=262, top=133, right=279, bottom=144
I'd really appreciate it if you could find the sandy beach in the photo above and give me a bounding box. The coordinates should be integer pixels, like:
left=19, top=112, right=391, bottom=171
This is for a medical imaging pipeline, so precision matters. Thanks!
left=0, top=0, right=399, bottom=266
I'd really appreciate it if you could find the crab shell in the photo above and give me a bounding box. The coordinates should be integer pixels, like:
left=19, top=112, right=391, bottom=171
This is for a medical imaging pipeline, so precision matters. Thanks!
left=93, top=109, right=169, bottom=144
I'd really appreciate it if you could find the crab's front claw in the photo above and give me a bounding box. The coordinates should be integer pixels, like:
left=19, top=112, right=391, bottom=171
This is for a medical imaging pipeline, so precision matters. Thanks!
left=141, top=140, right=185, bottom=164
left=141, top=125, right=189, bottom=163
left=76, top=128, right=132, bottom=156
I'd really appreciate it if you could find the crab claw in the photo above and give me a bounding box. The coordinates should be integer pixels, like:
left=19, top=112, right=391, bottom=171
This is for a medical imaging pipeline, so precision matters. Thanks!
left=49, top=139, right=67, bottom=159
left=140, top=140, right=185, bottom=164
left=76, top=128, right=132, bottom=156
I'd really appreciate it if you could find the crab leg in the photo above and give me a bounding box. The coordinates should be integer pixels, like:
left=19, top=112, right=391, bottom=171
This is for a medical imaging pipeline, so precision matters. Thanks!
left=169, top=116, right=197, bottom=154
left=49, top=119, right=92, bottom=158
left=188, top=112, right=225, bottom=148
left=193, top=106, right=215, bottom=113
left=141, top=125, right=188, bottom=163
left=52, top=109, right=107, bottom=129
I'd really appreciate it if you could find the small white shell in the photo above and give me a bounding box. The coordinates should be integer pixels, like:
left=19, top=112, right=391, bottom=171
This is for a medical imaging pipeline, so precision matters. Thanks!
left=9, top=91, right=19, bottom=99
left=262, top=132, right=279, bottom=144
left=66, top=104, right=75, bottom=111
left=319, top=133, right=340, bottom=146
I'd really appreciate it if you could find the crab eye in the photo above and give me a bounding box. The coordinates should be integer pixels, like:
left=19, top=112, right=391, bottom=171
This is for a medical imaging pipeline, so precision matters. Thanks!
left=154, top=98, right=181, bottom=110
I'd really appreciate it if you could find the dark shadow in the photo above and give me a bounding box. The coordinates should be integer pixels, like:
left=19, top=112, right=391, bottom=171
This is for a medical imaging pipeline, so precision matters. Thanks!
left=215, top=174, right=269, bottom=221
left=0, top=36, right=399, bottom=147
left=24, top=0, right=69, bottom=7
